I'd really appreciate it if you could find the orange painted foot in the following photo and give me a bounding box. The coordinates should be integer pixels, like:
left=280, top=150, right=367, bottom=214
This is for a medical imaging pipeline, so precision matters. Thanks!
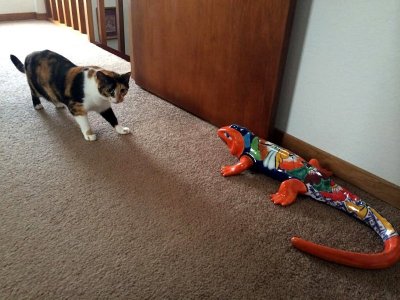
left=270, top=179, right=307, bottom=206
left=220, top=155, right=254, bottom=177
left=308, top=158, right=333, bottom=177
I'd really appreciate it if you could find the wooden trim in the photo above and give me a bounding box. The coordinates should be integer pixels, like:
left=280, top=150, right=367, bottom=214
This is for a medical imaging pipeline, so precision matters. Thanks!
left=272, top=129, right=400, bottom=209
left=77, top=0, right=87, bottom=34
left=50, top=0, right=58, bottom=21
left=129, top=1, right=135, bottom=79
left=36, top=13, right=48, bottom=20
left=116, top=0, right=125, bottom=53
left=62, top=0, right=72, bottom=27
left=56, top=0, right=65, bottom=23
left=0, top=13, right=36, bottom=22
left=45, top=0, right=52, bottom=18
left=0, top=12, right=49, bottom=22
left=84, top=0, right=95, bottom=42
left=94, top=42, right=130, bottom=62
left=97, top=0, right=107, bottom=44
left=69, top=0, right=79, bottom=30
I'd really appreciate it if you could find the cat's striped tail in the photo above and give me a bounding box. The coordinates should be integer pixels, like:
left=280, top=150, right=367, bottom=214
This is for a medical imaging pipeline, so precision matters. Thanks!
left=10, top=55, right=25, bottom=73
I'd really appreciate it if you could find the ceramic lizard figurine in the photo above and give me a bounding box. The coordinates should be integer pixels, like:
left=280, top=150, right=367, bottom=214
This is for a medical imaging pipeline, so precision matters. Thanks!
left=218, top=124, right=400, bottom=269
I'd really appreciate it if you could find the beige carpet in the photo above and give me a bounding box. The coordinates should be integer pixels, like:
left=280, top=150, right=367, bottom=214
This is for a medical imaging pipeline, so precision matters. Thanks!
left=1, top=20, right=399, bottom=299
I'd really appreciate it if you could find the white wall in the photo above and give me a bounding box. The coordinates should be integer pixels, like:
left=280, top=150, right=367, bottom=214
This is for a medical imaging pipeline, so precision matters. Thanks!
left=33, top=0, right=46, bottom=13
left=277, top=0, right=400, bottom=186
left=0, top=0, right=45, bottom=14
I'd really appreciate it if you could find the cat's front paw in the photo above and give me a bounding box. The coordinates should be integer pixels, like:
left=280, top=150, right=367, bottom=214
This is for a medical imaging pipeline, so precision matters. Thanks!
left=54, top=102, right=65, bottom=109
left=34, top=104, right=44, bottom=110
left=115, top=125, right=130, bottom=135
left=84, top=133, right=97, bottom=141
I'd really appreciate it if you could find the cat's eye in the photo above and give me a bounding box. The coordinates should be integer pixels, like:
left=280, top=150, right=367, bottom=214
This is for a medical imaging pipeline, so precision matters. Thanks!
left=121, top=88, right=127, bottom=94
left=108, top=88, right=115, bottom=96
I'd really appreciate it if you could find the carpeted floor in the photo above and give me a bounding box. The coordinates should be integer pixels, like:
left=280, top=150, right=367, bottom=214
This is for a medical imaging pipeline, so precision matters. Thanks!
left=1, top=20, right=399, bottom=299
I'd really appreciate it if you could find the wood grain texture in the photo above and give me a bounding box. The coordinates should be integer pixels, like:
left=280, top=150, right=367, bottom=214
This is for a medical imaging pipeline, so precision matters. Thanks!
left=49, top=0, right=58, bottom=21
left=62, top=0, right=72, bottom=27
left=45, top=0, right=52, bottom=18
left=131, top=0, right=296, bottom=138
left=97, top=0, right=107, bottom=44
left=273, top=130, right=400, bottom=209
left=0, top=13, right=47, bottom=22
left=56, top=0, right=65, bottom=23
left=0, top=13, right=36, bottom=22
left=83, top=0, right=94, bottom=42
left=116, top=0, right=125, bottom=53
left=77, top=0, right=87, bottom=34
left=69, top=0, right=79, bottom=30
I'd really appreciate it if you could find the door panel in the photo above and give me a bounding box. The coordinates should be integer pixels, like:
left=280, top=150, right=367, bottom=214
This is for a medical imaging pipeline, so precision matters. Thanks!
left=131, top=0, right=295, bottom=138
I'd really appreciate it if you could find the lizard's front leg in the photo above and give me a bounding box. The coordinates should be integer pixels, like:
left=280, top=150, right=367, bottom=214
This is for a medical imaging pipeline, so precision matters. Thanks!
left=271, top=179, right=307, bottom=206
left=221, top=155, right=253, bottom=177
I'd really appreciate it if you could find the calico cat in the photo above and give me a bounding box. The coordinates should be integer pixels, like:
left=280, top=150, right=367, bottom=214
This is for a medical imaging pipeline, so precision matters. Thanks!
left=10, top=49, right=131, bottom=141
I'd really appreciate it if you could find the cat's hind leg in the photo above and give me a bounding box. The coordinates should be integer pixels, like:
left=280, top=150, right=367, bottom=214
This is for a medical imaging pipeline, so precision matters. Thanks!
left=32, top=95, right=43, bottom=110
left=36, top=84, right=64, bottom=109
left=28, top=84, right=43, bottom=110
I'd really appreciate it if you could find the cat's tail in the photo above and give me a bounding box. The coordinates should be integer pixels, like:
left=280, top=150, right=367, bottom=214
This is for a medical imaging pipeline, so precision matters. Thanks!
left=10, top=55, right=25, bottom=73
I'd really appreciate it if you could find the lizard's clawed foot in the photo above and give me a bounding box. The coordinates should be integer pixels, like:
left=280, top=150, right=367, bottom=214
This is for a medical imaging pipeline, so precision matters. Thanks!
left=270, top=179, right=307, bottom=206
left=221, top=165, right=236, bottom=177
left=270, top=191, right=297, bottom=206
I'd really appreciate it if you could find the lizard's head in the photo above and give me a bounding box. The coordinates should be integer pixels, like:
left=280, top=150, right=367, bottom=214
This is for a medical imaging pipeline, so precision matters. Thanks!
left=217, top=124, right=250, bottom=158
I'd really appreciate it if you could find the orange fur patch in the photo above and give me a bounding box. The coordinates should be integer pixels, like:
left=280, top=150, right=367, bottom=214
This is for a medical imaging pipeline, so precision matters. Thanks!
left=88, top=69, right=96, bottom=78
left=69, top=102, right=86, bottom=116
left=65, top=67, right=84, bottom=97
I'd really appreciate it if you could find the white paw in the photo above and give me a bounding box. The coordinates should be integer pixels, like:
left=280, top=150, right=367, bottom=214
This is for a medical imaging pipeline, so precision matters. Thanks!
left=55, top=103, right=65, bottom=109
left=115, top=125, right=130, bottom=135
left=84, top=133, right=97, bottom=141
left=34, top=104, right=43, bottom=110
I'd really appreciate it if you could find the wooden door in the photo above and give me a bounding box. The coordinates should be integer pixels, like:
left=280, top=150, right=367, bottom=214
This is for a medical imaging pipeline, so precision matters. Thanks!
left=130, top=0, right=295, bottom=138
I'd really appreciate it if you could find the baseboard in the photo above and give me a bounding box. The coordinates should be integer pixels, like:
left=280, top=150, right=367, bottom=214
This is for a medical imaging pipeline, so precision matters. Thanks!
left=0, top=12, right=48, bottom=22
left=272, top=129, right=400, bottom=209
left=36, top=13, right=48, bottom=20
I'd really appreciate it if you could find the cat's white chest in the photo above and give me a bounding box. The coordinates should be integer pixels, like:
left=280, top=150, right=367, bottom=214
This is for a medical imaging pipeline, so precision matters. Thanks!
left=83, top=74, right=111, bottom=112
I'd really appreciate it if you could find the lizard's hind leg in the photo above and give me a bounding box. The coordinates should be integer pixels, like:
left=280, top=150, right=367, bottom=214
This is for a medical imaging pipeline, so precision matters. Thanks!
left=308, top=159, right=333, bottom=177
left=270, top=179, right=307, bottom=206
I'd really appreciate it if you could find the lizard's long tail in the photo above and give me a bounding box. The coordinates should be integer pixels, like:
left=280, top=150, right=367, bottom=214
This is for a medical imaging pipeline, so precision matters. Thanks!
left=291, top=235, right=400, bottom=269
left=289, top=181, right=400, bottom=269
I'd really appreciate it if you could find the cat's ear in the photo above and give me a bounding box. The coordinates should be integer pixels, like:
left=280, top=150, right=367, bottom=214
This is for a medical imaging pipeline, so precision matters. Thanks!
left=96, top=71, right=113, bottom=84
left=121, top=72, right=131, bottom=84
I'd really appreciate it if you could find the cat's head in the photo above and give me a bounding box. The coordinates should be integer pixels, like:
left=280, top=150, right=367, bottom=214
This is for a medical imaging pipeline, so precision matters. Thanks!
left=96, top=71, right=131, bottom=103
